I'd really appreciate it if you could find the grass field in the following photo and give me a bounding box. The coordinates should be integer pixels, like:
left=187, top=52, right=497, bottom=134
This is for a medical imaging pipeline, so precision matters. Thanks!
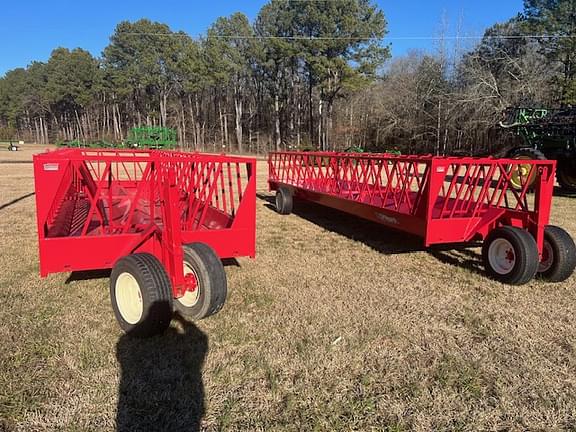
left=1, top=145, right=576, bottom=431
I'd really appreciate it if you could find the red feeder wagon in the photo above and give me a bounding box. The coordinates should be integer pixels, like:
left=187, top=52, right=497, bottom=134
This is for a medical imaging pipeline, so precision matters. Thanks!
left=269, top=152, right=576, bottom=285
left=34, top=149, right=256, bottom=336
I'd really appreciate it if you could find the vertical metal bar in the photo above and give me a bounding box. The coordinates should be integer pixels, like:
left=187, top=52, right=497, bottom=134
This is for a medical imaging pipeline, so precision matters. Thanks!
left=227, top=162, right=236, bottom=216
left=532, top=163, right=555, bottom=256
left=160, top=168, right=185, bottom=297
left=150, top=161, right=156, bottom=226
left=236, top=162, right=243, bottom=202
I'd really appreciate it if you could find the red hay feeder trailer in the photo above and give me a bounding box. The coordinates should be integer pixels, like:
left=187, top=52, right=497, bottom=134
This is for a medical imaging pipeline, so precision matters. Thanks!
left=34, top=149, right=256, bottom=336
left=269, top=151, right=576, bottom=285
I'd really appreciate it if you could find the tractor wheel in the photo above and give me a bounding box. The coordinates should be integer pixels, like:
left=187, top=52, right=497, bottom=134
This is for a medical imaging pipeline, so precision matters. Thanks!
left=275, top=187, right=293, bottom=215
left=556, top=160, right=576, bottom=192
left=482, top=226, right=539, bottom=285
left=174, top=243, right=227, bottom=320
left=538, top=226, right=576, bottom=282
left=508, top=148, right=546, bottom=190
left=110, top=254, right=173, bottom=337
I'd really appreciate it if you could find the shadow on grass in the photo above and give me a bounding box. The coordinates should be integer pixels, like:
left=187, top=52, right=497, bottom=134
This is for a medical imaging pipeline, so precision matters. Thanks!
left=0, top=160, right=33, bottom=164
left=116, top=314, right=208, bottom=432
left=554, top=186, right=576, bottom=198
left=428, top=248, right=485, bottom=277
left=65, top=269, right=111, bottom=284
left=257, top=192, right=485, bottom=274
left=0, top=192, right=35, bottom=212
left=222, top=258, right=241, bottom=267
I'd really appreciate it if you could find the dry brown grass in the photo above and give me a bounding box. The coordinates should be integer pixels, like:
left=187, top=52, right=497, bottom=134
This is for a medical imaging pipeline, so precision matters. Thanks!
left=1, top=145, right=576, bottom=431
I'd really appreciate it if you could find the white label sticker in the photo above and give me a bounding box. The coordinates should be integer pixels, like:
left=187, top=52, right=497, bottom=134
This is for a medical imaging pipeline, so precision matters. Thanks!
left=436, top=167, right=446, bottom=173
left=43, top=163, right=59, bottom=171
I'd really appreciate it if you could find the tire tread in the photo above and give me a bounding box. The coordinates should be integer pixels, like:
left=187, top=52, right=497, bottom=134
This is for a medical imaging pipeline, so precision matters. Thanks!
left=110, top=253, right=172, bottom=337
left=482, top=226, right=539, bottom=285
left=174, top=243, right=227, bottom=320
left=539, top=226, right=576, bottom=282
left=276, top=187, right=293, bottom=215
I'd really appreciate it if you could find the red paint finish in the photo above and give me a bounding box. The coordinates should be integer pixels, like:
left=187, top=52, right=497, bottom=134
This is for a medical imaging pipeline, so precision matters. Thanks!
left=34, top=149, right=256, bottom=298
left=268, top=152, right=556, bottom=256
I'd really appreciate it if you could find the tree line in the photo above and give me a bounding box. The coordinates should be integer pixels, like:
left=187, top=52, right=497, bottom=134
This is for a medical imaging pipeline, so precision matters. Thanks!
left=0, top=0, right=574, bottom=155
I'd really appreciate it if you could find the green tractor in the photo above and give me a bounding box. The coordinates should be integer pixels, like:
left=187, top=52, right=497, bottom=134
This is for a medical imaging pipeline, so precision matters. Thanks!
left=500, top=107, right=576, bottom=191
left=125, top=127, right=178, bottom=150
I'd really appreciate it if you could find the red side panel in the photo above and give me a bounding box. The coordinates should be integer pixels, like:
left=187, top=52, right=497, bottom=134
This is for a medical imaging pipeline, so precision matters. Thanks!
left=33, top=149, right=257, bottom=297
left=268, top=151, right=556, bottom=254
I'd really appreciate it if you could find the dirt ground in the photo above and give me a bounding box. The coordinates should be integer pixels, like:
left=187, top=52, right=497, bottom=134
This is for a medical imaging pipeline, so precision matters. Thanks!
left=1, top=145, right=576, bottom=431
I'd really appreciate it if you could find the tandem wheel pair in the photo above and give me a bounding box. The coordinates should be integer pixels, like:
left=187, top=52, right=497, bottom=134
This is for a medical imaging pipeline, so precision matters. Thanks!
left=110, top=243, right=226, bottom=337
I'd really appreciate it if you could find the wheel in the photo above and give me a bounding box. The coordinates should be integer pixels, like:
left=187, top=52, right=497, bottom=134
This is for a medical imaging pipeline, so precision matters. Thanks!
left=174, top=243, right=227, bottom=320
left=275, top=187, right=293, bottom=215
left=538, top=226, right=576, bottom=282
left=508, top=148, right=546, bottom=190
left=482, top=226, right=539, bottom=285
left=110, top=253, right=173, bottom=337
left=556, top=160, right=576, bottom=192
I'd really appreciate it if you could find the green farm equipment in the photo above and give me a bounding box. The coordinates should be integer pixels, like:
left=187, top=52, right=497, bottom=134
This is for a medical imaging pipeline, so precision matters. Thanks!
left=344, top=145, right=366, bottom=153
left=54, top=129, right=178, bottom=150
left=125, top=127, right=178, bottom=150
left=3, top=141, right=20, bottom=151
left=500, top=107, right=576, bottom=191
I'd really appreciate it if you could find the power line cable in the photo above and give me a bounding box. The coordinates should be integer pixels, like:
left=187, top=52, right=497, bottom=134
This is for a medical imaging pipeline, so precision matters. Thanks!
left=120, top=32, right=576, bottom=41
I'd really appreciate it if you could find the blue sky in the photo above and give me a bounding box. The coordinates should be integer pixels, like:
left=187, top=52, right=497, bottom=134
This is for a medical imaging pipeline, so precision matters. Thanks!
left=0, top=0, right=524, bottom=76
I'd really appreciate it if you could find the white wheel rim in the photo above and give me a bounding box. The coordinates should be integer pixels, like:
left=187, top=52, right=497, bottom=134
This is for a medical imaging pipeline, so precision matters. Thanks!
left=488, top=238, right=516, bottom=275
left=539, top=240, right=554, bottom=273
left=177, top=262, right=200, bottom=307
left=115, top=272, right=144, bottom=324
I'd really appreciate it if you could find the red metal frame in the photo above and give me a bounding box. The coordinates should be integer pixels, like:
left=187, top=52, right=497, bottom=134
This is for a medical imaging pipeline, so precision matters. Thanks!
left=269, top=152, right=556, bottom=256
left=34, top=149, right=256, bottom=298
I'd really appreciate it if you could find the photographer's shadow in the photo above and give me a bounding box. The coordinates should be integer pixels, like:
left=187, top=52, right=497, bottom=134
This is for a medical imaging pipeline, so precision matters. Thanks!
left=116, top=315, right=208, bottom=432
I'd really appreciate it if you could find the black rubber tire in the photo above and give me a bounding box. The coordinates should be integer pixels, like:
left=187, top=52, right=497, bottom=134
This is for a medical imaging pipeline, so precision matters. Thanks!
left=508, top=148, right=546, bottom=160
left=110, top=253, right=173, bottom=337
left=556, top=160, right=576, bottom=192
left=275, top=187, right=293, bottom=215
left=174, top=243, right=227, bottom=320
left=482, top=226, right=539, bottom=285
left=538, top=226, right=576, bottom=282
